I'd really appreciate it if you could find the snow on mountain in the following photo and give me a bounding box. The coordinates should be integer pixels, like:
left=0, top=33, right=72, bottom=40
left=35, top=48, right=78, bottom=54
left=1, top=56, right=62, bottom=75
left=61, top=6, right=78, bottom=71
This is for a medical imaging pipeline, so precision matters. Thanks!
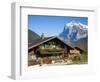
left=59, top=21, right=88, bottom=42
left=65, top=21, right=87, bottom=29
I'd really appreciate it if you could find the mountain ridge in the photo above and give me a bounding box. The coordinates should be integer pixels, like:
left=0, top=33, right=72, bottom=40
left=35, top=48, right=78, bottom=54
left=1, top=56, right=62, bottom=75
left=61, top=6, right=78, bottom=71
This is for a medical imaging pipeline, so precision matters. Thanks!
left=59, top=21, right=88, bottom=51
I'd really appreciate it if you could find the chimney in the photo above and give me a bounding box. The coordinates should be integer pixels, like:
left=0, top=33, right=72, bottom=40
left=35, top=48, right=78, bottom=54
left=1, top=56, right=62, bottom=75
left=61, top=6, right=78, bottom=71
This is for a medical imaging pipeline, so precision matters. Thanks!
left=41, top=33, right=44, bottom=39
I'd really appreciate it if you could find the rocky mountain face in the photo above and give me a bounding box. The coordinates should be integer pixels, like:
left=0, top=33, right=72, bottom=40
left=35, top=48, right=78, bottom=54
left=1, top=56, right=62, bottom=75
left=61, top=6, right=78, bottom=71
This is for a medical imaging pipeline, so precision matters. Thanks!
left=59, top=21, right=88, bottom=51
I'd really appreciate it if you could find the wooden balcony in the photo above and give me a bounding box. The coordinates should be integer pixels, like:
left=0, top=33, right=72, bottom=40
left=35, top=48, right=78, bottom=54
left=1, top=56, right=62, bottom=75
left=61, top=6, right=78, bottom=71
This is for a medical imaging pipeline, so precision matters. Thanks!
left=38, top=48, right=65, bottom=55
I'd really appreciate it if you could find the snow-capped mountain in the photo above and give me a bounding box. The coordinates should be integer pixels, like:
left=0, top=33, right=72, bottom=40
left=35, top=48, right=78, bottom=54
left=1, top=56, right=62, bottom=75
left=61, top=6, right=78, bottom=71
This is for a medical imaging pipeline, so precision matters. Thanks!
left=59, top=21, right=88, bottom=42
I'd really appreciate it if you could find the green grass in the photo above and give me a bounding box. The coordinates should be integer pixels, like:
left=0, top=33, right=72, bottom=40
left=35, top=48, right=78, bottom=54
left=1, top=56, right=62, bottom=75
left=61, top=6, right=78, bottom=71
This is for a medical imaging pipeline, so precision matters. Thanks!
left=72, top=52, right=88, bottom=64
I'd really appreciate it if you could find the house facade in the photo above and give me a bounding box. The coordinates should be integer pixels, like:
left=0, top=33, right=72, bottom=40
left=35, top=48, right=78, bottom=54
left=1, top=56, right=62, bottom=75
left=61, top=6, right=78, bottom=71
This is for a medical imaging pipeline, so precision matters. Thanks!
left=28, top=36, right=74, bottom=66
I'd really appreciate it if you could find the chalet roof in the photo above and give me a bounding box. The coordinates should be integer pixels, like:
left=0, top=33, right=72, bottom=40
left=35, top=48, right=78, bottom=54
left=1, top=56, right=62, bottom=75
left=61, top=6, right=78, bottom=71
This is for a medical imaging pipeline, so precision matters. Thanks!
left=74, top=47, right=84, bottom=52
left=28, top=36, right=73, bottom=50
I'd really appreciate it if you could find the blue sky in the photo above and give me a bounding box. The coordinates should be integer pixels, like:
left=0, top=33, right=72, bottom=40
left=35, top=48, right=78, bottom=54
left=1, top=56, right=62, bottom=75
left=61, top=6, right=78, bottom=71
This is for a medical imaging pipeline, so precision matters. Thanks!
left=28, top=15, right=88, bottom=37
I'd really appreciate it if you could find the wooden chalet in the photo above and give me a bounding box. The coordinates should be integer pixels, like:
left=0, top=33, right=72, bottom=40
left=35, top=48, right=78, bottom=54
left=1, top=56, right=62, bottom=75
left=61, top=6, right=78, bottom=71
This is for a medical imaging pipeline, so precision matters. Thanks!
left=74, top=47, right=84, bottom=53
left=28, top=29, right=74, bottom=66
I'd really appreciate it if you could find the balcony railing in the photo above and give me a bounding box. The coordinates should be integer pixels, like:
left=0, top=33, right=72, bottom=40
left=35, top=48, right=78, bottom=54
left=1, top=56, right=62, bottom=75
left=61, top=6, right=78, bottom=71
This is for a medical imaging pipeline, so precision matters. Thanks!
left=38, top=48, right=65, bottom=55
